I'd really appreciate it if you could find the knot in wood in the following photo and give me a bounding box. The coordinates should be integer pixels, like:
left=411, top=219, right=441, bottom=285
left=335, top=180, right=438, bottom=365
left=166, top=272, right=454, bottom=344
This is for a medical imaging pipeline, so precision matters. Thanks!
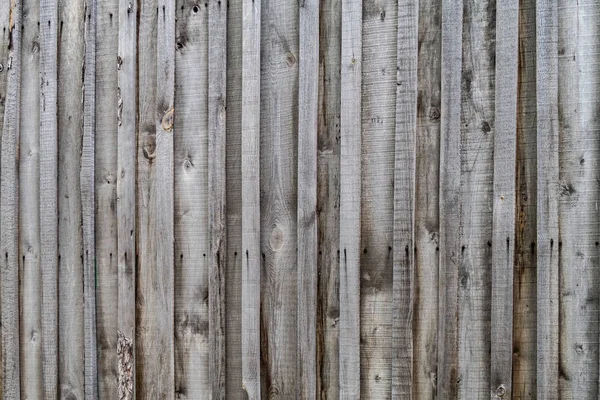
left=162, top=107, right=174, bottom=131
left=496, top=385, right=506, bottom=397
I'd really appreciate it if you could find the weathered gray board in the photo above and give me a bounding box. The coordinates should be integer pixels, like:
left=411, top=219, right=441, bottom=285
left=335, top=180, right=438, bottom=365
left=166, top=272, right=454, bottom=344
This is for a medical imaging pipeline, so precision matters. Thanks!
left=0, top=0, right=599, bottom=398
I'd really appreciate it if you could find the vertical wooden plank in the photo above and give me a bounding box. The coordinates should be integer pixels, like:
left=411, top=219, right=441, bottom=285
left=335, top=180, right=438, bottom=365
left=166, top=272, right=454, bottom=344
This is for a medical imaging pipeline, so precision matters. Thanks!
left=117, top=0, right=136, bottom=397
left=491, top=0, right=518, bottom=397
left=360, top=0, right=396, bottom=397
left=225, top=0, right=243, bottom=396
left=19, top=0, right=42, bottom=396
left=437, top=0, right=462, bottom=397
left=57, top=0, right=86, bottom=395
left=557, top=0, right=600, bottom=398
left=173, top=2, right=209, bottom=398
left=0, top=0, right=22, bottom=397
left=339, top=0, right=361, bottom=397
left=512, top=0, right=537, bottom=396
left=297, top=0, right=318, bottom=398
left=241, top=0, right=261, bottom=397
left=392, top=0, right=417, bottom=396
left=40, top=0, right=58, bottom=397
left=259, top=0, right=299, bottom=395
left=413, top=0, right=441, bottom=396
left=536, top=0, right=559, bottom=397
left=208, top=0, right=227, bottom=397
left=457, top=0, right=495, bottom=397
left=95, top=0, right=118, bottom=396
left=82, top=0, right=98, bottom=397
left=315, top=0, right=341, bottom=397
left=135, top=0, right=159, bottom=395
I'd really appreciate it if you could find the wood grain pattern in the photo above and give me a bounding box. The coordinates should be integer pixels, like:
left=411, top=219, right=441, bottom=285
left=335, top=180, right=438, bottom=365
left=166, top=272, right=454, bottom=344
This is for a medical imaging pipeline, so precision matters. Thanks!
left=94, top=0, right=119, bottom=396
left=173, top=1, right=209, bottom=398
left=437, top=0, right=463, bottom=397
left=297, top=0, right=319, bottom=398
left=491, top=0, right=518, bottom=398
left=392, top=0, right=417, bottom=396
left=339, top=0, right=362, bottom=397
left=208, top=0, right=227, bottom=398
left=536, top=0, right=560, bottom=398
left=19, top=0, right=42, bottom=396
left=40, top=0, right=59, bottom=397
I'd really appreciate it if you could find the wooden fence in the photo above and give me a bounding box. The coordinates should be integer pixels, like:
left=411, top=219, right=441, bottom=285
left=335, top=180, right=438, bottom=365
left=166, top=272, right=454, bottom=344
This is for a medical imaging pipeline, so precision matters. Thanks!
left=0, top=0, right=597, bottom=398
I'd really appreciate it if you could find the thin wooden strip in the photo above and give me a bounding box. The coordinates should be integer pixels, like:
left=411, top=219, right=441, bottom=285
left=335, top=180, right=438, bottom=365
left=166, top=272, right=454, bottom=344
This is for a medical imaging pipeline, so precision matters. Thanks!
left=135, top=0, right=158, bottom=395
left=392, top=0, right=417, bottom=396
left=0, top=0, right=22, bottom=396
left=40, top=0, right=59, bottom=396
left=19, top=0, right=42, bottom=396
left=259, top=0, right=299, bottom=395
left=225, top=0, right=243, bottom=396
left=173, top=2, right=209, bottom=398
left=315, top=0, right=341, bottom=396
left=437, top=0, right=462, bottom=398
left=155, top=0, right=176, bottom=397
left=241, top=0, right=261, bottom=397
left=359, top=1, right=396, bottom=397
left=95, top=0, right=119, bottom=396
left=557, top=0, right=600, bottom=397
left=536, top=0, right=560, bottom=397
left=339, top=0, right=361, bottom=397
left=116, top=0, right=137, bottom=397
left=490, top=0, right=518, bottom=397
left=297, top=0, right=318, bottom=398
left=512, top=0, right=537, bottom=396
left=82, top=0, right=98, bottom=398
left=457, top=0, right=495, bottom=397
left=413, top=0, right=441, bottom=396
left=208, top=0, right=227, bottom=397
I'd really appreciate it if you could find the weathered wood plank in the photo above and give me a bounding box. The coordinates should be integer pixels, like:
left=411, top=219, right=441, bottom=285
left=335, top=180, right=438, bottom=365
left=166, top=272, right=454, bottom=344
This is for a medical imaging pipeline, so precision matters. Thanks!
left=360, top=0, right=396, bottom=397
left=94, top=0, right=118, bottom=397
left=315, top=0, right=341, bottom=397
left=557, top=0, right=600, bottom=398
left=392, top=0, right=417, bottom=396
left=40, top=0, right=59, bottom=396
left=413, top=0, right=442, bottom=396
left=116, top=0, right=136, bottom=396
left=437, top=0, right=463, bottom=398
left=536, top=0, right=560, bottom=397
left=225, top=0, right=243, bottom=396
left=491, top=0, right=518, bottom=397
left=457, top=0, right=495, bottom=397
left=173, top=1, right=209, bottom=398
left=297, top=0, right=318, bottom=398
left=57, top=0, right=86, bottom=395
left=19, top=0, right=41, bottom=396
left=512, top=0, right=537, bottom=397
left=82, top=0, right=98, bottom=398
left=208, top=0, right=227, bottom=397
left=339, top=0, right=361, bottom=397
left=259, top=0, right=299, bottom=395
left=241, top=0, right=261, bottom=397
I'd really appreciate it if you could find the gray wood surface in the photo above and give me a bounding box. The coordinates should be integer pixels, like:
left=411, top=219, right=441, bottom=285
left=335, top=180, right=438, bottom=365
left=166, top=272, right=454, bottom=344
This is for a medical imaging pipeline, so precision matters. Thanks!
left=94, top=0, right=119, bottom=396
left=39, top=0, right=59, bottom=397
left=0, top=1, right=8, bottom=395
left=57, top=0, right=86, bottom=396
left=208, top=0, right=227, bottom=398
left=491, top=0, right=518, bottom=398
left=173, top=1, right=209, bottom=397
left=339, top=0, right=362, bottom=397
left=19, top=0, right=42, bottom=396
left=392, top=0, right=417, bottom=397
left=536, top=0, right=560, bottom=398
left=241, top=0, right=261, bottom=398
left=82, top=0, right=98, bottom=398
left=437, top=0, right=462, bottom=397
left=297, top=0, right=319, bottom=398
